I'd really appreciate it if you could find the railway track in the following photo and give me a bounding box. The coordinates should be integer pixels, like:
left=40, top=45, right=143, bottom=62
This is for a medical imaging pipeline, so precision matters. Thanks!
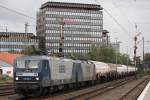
left=3, top=76, right=149, bottom=100
left=45, top=76, right=149, bottom=100
left=9, top=77, right=135, bottom=100
left=0, top=83, right=16, bottom=96
left=65, top=77, right=136, bottom=100
left=44, top=76, right=136, bottom=100
left=119, top=77, right=150, bottom=100
left=69, top=76, right=149, bottom=100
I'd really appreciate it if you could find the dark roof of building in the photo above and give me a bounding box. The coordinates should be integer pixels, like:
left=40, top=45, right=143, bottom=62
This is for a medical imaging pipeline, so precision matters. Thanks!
left=0, top=32, right=44, bottom=39
left=41, top=1, right=103, bottom=10
left=0, top=32, right=35, bottom=37
left=103, top=30, right=109, bottom=33
left=0, top=32, right=44, bottom=40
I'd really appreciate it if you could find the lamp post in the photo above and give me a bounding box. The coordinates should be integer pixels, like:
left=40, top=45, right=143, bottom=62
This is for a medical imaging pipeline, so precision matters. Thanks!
left=142, top=38, right=150, bottom=71
left=142, top=37, right=145, bottom=69
left=115, top=38, right=118, bottom=72
left=126, top=46, right=129, bottom=73
left=71, top=32, right=74, bottom=54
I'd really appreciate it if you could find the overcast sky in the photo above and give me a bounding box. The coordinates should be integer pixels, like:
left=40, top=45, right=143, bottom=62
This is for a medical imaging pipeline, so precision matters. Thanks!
left=0, top=0, right=150, bottom=58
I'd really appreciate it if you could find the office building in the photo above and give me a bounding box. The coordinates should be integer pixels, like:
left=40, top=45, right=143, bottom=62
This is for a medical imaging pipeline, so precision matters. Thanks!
left=37, top=1, right=103, bottom=56
left=0, top=32, right=42, bottom=53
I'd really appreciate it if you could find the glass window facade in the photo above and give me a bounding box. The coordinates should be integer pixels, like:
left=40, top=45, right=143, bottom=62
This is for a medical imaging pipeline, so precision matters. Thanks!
left=37, top=2, right=103, bottom=56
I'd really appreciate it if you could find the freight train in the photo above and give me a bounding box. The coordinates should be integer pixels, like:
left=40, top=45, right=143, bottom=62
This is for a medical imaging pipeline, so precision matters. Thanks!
left=13, top=56, right=137, bottom=96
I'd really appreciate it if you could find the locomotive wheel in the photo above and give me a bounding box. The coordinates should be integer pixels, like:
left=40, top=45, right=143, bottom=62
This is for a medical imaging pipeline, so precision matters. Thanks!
left=42, top=87, right=49, bottom=96
left=69, top=84, right=74, bottom=89
left=49, top=87, right=53, bottom=94
left=38, top=87, right=48, bottom=96
left=64, top=84, right=69, bottom=90
left=53, top=86, right=59, bottom=92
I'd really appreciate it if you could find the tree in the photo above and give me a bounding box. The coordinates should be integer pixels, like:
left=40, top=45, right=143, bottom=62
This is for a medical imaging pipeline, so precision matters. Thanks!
left=88, top=44, right=116, bottom=63
left=144, top=53, right=150, bottom=62
left=22, top=45, right=42, bottom=55
left=88, top=44, right=132, bottom=65
left=118, top=53, right=132, bottom=65
left=144, top=53, right=150, bottom=70
left=68, top=53, right=89, bottom=60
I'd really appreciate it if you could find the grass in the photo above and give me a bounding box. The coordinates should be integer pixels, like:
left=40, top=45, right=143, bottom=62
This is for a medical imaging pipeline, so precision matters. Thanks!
left=0, top=80, right=10, bottom=84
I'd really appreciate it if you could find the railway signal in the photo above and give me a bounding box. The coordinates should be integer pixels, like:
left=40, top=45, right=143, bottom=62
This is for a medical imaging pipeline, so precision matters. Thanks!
left=58, top=17, right=75, bottom=57
left=102, top=30, right=109, bottom=44
left=59, top=17, right=65, bottom=57
left=134, top=32, right=141, bottom=68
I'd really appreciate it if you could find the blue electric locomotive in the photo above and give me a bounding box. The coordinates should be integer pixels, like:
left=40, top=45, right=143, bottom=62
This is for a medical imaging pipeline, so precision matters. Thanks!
left=14, top=56, right=51, bottom=95
left=14, top=55, right=95, bottom=96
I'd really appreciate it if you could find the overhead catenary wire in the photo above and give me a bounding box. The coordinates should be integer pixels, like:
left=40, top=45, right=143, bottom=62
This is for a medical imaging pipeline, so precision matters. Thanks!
left=111, top=0, right=135, bottom=26
left=0, top=4, right=36, bottom=32
left=95, top=0, right=135, bottom=56
left=94, top=0, right=133, bottom=38
left=103, top=9, right=128, bottom=33
left=111, top=0, right=140, bottom=35
left=0, top=4, right=36, bottom=20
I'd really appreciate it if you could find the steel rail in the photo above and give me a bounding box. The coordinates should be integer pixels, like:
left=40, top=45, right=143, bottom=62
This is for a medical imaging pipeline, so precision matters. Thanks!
left=118, top=77, right=150, bottom=100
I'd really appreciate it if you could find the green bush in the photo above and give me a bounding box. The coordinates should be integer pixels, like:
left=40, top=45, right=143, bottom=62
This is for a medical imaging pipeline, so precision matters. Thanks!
left=2, top=75, right=12, bottom=81
left=137, top=68, right=150, bottom=77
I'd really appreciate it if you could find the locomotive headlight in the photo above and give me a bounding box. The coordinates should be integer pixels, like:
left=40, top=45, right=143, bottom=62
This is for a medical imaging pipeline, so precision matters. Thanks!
left=36, top=77, right=39, bottom=80
left=15, top=77, right=19, bottom=80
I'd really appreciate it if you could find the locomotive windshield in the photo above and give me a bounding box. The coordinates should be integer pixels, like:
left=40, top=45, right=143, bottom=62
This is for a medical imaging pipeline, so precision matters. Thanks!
left=16, top=60, right=41, bottom=69
left=16, top=60, right=25, bottom=68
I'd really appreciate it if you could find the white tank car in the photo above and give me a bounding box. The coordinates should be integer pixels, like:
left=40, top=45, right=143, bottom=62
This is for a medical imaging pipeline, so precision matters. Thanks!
left=49, top=57, right=74, bottom=85
left=127, top=66, right=137, bottom=72
left=117, top=65, right=128, bottom=74
left=91, top=61, right=110, bottom=77
left=107, top=63, right=118, bottom=72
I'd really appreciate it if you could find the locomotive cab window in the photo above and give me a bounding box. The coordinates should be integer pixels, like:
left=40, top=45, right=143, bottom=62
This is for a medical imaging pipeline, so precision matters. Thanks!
left=27, top=60, right=40, bottom=69
left=16, top=60, right=40, bottom=69
left=16, top=60, right=25, bottom=68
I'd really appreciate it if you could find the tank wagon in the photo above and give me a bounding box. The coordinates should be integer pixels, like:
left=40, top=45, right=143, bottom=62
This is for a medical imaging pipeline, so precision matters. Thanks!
left=13, top=56, right=137, bottom=96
